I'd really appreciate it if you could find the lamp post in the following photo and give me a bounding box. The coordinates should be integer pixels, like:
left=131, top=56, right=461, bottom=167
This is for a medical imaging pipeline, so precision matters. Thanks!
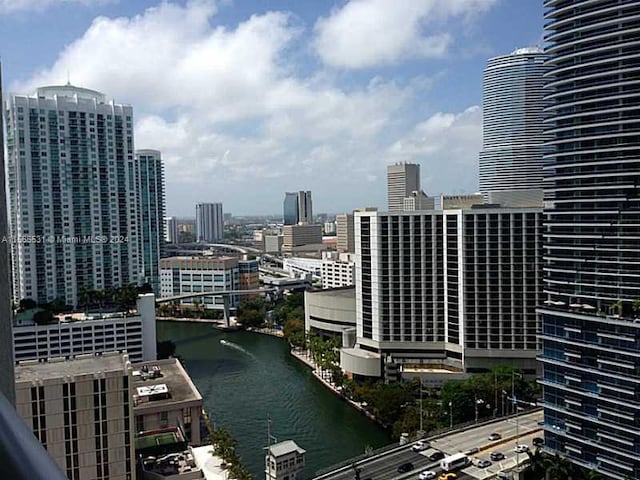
left=449, top=401, right=453, bottom=429
left=475, top=396, right=485, bottom=424
left=511, top=372, right=523, bottom=470
left=419, top=382, right=423, bottom=434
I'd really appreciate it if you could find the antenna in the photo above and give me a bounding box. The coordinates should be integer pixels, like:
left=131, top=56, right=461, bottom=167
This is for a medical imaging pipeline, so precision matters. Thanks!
left=66, top=70, right=71, bottom=86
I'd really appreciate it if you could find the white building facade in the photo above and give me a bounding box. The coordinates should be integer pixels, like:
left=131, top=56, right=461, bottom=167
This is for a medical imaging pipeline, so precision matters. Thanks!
left=5, top=85, right=142, bottom=307
left=164, top=216, right=179, bottom=244
left=321, top=252, right=355, bottom=289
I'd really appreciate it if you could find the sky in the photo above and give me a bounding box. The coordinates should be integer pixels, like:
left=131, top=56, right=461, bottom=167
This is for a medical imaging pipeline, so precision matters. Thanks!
left=0, top=0, right=544, bottom=216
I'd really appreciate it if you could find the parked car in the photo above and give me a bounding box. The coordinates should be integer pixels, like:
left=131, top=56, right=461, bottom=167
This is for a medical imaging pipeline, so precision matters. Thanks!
left=419, top=471, right=437, bottom=480
left=488, top=432, right=502, bottom=441
left=514, top=444, right=529, bottom=453
left=490, top=451, right=505, bottom=461
left=477, top=459, right=492, bottom=468
left=397, top=462, right=414, bottom=473
left=533, top=437, right=545, bottom=447
left=428, top=451, right=445, bottom=461
left=412, top=440, right=429, bottom=452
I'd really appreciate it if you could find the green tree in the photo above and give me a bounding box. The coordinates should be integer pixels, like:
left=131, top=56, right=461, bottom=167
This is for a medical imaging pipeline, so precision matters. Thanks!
left=546, top=453, right=573, bottom=480
left=283, top=318, right=305, bottom=347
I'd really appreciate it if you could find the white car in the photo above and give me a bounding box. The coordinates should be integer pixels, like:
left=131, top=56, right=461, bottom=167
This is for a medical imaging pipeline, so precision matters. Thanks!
left=514, top=444, right=529, bottom=453
left=412, top=440, right=429, bottom=452
left=419, top=471, right=437, bottom=480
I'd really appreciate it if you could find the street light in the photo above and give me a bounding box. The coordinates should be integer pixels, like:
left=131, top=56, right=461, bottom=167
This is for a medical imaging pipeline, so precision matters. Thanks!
left=449, top=401, right=453, bottom=429
left=511, top=372, right=523, bottom=471
left=475, top=396, right=485, bottom=423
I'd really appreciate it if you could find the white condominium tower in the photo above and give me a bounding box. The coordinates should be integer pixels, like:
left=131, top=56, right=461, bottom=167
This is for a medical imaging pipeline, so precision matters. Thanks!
left=387, top=162, right=420, bottom=211
left=479, top=47, right=548, bottom=198
left=196, top=202, right=223, bottom=242
left=5, top=85, right=141, bottom=307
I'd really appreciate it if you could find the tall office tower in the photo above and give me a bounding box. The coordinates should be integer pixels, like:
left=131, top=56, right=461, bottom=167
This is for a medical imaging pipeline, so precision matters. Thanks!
left=336, top=213, right=355, bottom=253
left=387, top=162, right=420, bottom=211
left=6, top=85, right=140, bottom=307
left=297, top=190, right=313, bottom=224
left=539, top=2, right=640, bottom=478
left=283, top=192, right=298, bottom=225
left=135, top=150, right=165, bottom=293
left=15, top=352, right=135, bottom=480
left=353, top=208, right=542, bottom=380
left=478, top=47, right=548, bottom=198
left=0, top=63, right=15, bottom=404
left=195, top=202, right=223, bottom=242
left=164, top=216, right=179, bottom=244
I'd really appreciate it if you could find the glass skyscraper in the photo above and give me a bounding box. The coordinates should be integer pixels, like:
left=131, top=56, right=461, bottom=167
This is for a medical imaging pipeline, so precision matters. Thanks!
left=479, top=47, right=548, bottom=197
left=539, top=1, right=640, bottom=478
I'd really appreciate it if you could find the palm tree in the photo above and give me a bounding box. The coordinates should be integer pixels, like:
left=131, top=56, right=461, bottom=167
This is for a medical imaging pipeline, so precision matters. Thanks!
left=546, top=452, right=573, bottom=480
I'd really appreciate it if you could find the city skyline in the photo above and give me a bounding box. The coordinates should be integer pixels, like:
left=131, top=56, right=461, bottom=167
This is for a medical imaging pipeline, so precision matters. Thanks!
left=0, top=0, right=544, bottom=216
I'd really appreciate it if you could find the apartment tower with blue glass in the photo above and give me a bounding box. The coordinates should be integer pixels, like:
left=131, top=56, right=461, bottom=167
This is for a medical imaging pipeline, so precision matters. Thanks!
left=538, top=1, right=640, bottom=478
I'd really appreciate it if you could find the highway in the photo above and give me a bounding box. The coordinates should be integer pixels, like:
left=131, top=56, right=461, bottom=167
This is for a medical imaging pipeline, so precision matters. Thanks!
left=313, top=410, right=542, bottom=480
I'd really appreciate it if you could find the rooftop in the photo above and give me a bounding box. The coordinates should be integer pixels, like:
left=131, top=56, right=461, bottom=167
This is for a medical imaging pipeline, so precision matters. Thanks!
left=15, top=352, right=130, bottom=383
left=268, top=440, right=306, bottom=458
left=132, top=358, right=202, bottom=410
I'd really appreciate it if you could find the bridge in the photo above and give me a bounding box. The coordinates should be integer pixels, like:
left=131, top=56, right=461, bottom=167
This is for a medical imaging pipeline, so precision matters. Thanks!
left=156, top=288, right=277, bottom=328
left=165, top=242, right=261, bottom=255
left=312, top=409, right=543, bottom=480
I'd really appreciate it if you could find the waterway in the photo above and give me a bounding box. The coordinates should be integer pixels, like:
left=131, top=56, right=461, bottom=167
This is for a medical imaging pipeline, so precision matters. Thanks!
left=157, top=321, right=391, bottom=479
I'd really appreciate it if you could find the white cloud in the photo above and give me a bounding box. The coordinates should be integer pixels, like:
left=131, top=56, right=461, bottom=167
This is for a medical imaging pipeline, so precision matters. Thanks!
left=313, top=0, right=496, bottom=69
left=0, top=0, right=112, bottom=14
left=389, top=106, right=482, bottom=195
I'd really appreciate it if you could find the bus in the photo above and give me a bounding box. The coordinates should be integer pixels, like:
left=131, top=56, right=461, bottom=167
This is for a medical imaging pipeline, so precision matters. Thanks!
left=440, top=453, right=470, bottom=472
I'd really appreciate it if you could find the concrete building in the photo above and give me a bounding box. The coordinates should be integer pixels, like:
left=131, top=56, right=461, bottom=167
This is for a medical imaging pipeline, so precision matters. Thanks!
left=335, top=213, right=355, bottom=253
left=304, top=286, right=356, bottom=337
left=479, top=47, right=548, bottom=198
left=164, top=216, right=179, bottom=244
left=0, top=63, right=15, bottom=404
left=355, top=208, right=542, bottom=381
left=283, top=256, right=322, bottom=280
left=196, top=203, right=223, bottom=243
left=160, top=256, right=239, bottom=309
left=321, top=252, right=355, bottom=289
left=132, top=358, right=203, bottom=445
left=15, top=352, right=135, bottom=480
left=264, top=234, right=284, bottom=254
left=539, top=2, right=640, bottom=478
left=387, top=162, right=420, bottom=211
left=5, top=85, right=141, bottom=307
left=282, top=224, right=323, bottom=253
left=136, top=149, right=166, bottom=294
left=323, top=222, right=336, bottom=235
left=434, top=194, right=483, bottom=209
left=403, top=190, right=435, bottom=211
left=265, top=440, right=305, bottom=480
left=12, top=293, right=157, bottom=363
left=238, top=259, right=260, bottom=297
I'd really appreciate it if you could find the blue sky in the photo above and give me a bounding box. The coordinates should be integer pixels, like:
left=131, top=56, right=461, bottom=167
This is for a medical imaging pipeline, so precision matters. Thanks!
left=1, top=0, right=544, bottom=216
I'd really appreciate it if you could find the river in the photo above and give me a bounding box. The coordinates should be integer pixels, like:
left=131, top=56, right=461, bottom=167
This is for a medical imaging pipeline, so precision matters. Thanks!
left=157, top=321, right=391, bottom=479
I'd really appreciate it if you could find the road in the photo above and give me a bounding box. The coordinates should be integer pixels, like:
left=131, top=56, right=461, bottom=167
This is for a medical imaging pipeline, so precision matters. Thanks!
left=313, top=410, right=542, bottom=480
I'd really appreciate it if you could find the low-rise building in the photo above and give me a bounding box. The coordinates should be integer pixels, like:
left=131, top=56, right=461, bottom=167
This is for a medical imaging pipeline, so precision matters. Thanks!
left=160, top=256, right=240, bottom=309
left=238, top=259, right=260, bottom=298
left=12, top=293, right=157, bottom=363
left=132, top=358, right=203, bottom=445
left=282, top=257, right=323, bottom=280
left=264, top=234, right=284, bottom=254
left=265, top=440, right=306, bottom=480
left=282, top=224, right=323, bottom=253
left=321, top=252, right=355, bottom=289
left=15, top=352, right=135, bottom=480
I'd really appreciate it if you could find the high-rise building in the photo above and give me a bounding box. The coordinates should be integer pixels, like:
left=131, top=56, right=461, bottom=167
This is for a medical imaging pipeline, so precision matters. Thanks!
left=336, top=213, right=355, bottom=253
left=15, top=352, right=135, bottom=480
left=478, top=47, right=548, bottom=197
left=403, top=190, right=435, bottom=211
left=0, top=62, right=15, bottom=404
left=283, top=192, right=298, bottom=225
left=387, top=162, right=420, bottom=211
left=135, top=149, right=165, bottom=293
left=539, top=2, right=640, bottom=478
left=282, top=224, right=323, bottom=253
left=164, top=216, right=179, bottom=244
left=355, top=208, right=542, bottom=380
left=5, top=85, right=141, bottom=307
left=297, top=190, right=313, bottom=224
left=195, top=202, right=223, bottom=243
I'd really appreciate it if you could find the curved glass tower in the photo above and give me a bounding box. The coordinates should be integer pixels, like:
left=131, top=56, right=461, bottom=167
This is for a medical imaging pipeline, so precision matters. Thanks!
left=539, top=1, right=640, bottom=478
left=479, top=47, right=548, bottom=197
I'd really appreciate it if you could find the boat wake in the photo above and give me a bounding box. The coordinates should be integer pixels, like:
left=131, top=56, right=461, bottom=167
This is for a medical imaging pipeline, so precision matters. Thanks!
left=220, top=339, right=257, bottom=360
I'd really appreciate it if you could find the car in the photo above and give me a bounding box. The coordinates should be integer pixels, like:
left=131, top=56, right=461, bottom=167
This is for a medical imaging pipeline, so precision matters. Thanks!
left=490, top=451, right=505, bottom=461
left=514, top=444, right=529, bottom=453
left=438, top=473, right=457, bottom=480
left=532, top=437, right=545, bottom=447
left=488, top=432, right=502, bottom=441
left=419, top=471, right=437, bottom=480
left=466, top=447, right=480, bottom=455
left=412, top=440, right=429, bottom=452
left=428, top=451, right=445, bottom=461
left=397, top=462, right=414, bottom=473
left=477, top=459, right=492, bottom=468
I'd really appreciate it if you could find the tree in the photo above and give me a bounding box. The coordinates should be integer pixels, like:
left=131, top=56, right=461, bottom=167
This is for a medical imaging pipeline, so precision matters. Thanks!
left=546, top=453, right=573, bottom=480
left=18, top=298, right=37, bottom=311
left=33, top=309, right=55, bottom=325
left=283, top=318, right=305, bottom=347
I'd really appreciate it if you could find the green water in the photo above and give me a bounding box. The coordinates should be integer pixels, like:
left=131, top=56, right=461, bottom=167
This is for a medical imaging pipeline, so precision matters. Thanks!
left=157, top=321, right=391, bottom=479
